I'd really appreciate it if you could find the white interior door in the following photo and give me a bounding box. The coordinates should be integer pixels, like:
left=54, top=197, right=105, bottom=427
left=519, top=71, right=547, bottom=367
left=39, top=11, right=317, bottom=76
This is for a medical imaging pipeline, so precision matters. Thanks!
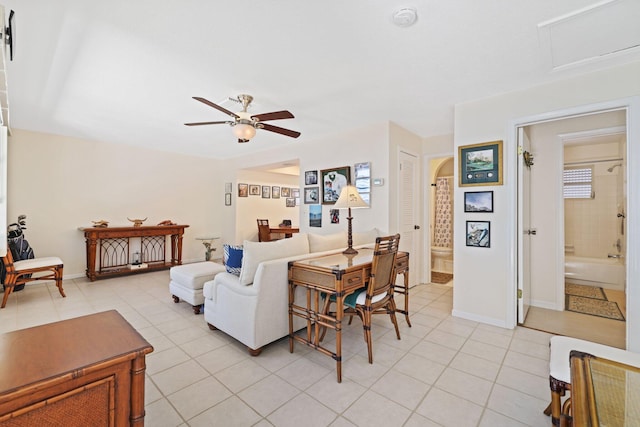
left=517, top=127, right=532, bottom=324
left=399, top=150, right=419, bottom=285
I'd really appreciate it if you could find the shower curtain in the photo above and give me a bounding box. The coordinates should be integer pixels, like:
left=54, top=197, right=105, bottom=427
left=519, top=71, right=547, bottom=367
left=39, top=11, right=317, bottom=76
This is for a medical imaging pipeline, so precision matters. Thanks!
left=434, top=177, right=452, bottom=248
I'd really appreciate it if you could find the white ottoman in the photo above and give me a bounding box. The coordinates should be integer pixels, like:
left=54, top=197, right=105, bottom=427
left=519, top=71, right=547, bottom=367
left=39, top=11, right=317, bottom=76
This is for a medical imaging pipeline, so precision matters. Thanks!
left=170, top=262, right=226, bottom=314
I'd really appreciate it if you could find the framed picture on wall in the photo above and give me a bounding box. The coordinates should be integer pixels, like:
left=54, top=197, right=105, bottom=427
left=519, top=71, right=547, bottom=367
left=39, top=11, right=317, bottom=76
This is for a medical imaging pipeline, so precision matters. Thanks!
left=459, top=140, right=503, bottom=187
left=261, top=185, right=271, bottom=198
left=304, top=187, right=319, bottom=204
left=305, top=170, right=318, bottom=185
left=466, top=221, right=490, bottom=248
left=249, top=185, right=260, bottom=196
left=238, top=183, right=248, bottom=197
left=321, top=166, right=351, bottom=204
left=286, top=198, right=296, bottom=207
left=281, top=187, right=291, bottom=197
left=272, top=186, right=280, bottom=199
left=464, top=191, right=493, bottom=213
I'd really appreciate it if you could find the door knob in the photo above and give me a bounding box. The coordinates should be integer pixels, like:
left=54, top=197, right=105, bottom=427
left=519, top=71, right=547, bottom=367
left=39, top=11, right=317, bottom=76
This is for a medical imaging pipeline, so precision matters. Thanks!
left=526, top=229, right=537, bottom=235
left=414, top=225, right=420, bottom=230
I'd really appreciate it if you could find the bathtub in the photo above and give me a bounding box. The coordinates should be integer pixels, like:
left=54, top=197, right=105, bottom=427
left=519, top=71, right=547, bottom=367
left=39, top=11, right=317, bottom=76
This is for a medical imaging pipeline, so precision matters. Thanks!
left=565, top=255, right=625, bottom=291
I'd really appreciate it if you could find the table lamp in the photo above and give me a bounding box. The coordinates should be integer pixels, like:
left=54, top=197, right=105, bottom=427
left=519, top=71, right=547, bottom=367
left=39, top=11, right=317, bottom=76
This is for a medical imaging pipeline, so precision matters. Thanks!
left=333, top=185, right=369, bottom=255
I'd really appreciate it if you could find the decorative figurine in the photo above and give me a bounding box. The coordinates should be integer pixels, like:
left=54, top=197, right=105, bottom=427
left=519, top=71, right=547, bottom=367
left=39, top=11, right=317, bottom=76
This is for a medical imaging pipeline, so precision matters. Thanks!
left=127, top=217, right=147, bottom=227
left=92, top=220, right=109, bottom=228
left=157, top=219, right=176, bottom=226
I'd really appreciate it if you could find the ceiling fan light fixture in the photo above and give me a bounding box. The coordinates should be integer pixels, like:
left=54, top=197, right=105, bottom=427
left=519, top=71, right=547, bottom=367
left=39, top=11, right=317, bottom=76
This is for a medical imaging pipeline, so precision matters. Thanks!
left=233, top=122, right=256, bottom=141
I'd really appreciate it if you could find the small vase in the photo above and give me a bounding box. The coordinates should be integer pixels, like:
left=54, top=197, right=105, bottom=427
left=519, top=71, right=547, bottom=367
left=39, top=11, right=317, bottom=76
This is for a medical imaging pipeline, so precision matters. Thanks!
left=205, top=251, right=211, bottom=261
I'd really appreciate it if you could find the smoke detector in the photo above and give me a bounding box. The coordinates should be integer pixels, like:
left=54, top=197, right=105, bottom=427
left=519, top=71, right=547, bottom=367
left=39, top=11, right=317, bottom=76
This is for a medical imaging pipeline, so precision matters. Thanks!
left=392, top=8, right=418, bottom=27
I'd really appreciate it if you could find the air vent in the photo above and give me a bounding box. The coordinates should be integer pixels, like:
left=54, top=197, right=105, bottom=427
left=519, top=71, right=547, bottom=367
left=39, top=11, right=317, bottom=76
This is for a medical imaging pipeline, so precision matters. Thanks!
left=538, top=0, right=640, bottom=70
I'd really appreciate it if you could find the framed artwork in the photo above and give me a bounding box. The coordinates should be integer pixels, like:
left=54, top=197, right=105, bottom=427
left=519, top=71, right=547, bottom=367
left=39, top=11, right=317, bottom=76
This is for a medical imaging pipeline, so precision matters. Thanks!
left=330, top=209, right=339, bottom=224
left=225, top=193, right=231, bottom=206
left=309, top=205, right=322, bottom=227
left=321, top=166, right=351, bottom=204
left=466, top=221, right=490, bottom=248
left=272, top=186, right=280, bottom=199
left=225, top=182, right=232, bottom=193
left=261, top=185, right=270, bottom=198
left=354, top=162, right=371, bottom=206
left=459, top=140, right=503, bottom=187
left=286, top=198, right=296, bottom=207
left=464, top=191, right=494, bottom=213
left=291, top=188, right=300, bottom=198
left=281, top=187, right=291, bottom=197
left=305, top=170, right=318, bottom=185
left=249, top=184, right=260, bottom=196
left=238, top=183, right=248, bottom=197
left=304, top=187, right=319, bottom=204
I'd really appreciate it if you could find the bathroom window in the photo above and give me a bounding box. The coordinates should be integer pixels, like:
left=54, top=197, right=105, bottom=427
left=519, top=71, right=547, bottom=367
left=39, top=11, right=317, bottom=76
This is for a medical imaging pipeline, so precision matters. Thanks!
left=563, top=167, right=593, bottom=199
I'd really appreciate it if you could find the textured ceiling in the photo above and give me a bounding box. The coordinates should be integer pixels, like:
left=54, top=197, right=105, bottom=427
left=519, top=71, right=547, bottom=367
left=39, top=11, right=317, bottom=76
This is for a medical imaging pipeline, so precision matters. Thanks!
left=3, top=0, right=640, bottom=159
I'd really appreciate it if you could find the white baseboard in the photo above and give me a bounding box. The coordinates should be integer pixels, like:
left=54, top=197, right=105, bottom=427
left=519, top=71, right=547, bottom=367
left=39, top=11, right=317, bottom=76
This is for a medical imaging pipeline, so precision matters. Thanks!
left=451, top=309, right=512, bottom=329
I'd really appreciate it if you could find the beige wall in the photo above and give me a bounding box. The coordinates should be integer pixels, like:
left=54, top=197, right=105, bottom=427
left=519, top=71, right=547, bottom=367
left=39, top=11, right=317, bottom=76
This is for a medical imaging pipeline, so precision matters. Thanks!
left=234, top=170, right=299, bottom=243
left=7, top=129, right=223, bottom=277
left=453, top=60, right=640, bottom=352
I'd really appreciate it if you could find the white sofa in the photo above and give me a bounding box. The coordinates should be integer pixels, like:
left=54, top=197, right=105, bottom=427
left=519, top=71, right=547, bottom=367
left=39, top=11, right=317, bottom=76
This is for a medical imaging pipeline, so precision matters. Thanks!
left=203, top=229, right=380, bottom=355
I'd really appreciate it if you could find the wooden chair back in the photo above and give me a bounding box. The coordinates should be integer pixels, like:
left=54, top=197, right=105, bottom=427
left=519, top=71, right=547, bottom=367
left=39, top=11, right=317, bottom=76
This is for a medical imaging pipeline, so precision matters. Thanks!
left=257, top=219, right=271, bottom=242
left=366, top=234, right=401, bottom=304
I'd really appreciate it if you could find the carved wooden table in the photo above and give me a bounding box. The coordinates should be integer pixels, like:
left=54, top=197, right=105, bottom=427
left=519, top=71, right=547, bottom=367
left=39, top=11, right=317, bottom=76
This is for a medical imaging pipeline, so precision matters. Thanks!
left=80, top=225, right=189, bottom=281
left=0, top=310, right=153, bottom=426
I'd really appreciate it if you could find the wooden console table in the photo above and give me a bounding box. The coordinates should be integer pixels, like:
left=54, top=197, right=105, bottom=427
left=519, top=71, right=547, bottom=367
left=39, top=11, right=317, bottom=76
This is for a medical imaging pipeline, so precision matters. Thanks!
left=0, top=310, right=153, bottom=426
left=80, top=225, right=189, bottom=281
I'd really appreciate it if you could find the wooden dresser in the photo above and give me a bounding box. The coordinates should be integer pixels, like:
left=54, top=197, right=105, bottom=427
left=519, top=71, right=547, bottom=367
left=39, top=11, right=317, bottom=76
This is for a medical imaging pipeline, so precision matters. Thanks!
left=0, top=311, right=153, bottom=426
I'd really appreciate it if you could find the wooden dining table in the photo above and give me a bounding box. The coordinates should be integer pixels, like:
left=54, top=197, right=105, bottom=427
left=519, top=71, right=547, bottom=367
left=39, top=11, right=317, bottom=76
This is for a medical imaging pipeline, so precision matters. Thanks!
left=269, top=226, right=299, bottom=238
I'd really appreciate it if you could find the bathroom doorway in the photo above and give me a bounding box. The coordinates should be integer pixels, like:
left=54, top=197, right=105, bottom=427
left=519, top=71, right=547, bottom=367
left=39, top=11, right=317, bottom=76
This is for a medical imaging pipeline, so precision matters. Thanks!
left=429, top=156, right=454, bottom=285
left=518, top=111, right=628, bottom=348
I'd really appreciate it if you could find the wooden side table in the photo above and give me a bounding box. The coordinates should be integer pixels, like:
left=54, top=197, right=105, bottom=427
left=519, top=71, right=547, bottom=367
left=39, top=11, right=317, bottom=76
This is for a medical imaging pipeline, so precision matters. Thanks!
left=0, top=310, right=153, bottom=426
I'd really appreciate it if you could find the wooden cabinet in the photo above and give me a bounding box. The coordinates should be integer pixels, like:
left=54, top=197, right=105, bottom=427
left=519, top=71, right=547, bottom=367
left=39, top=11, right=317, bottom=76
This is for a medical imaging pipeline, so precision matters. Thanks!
left=79, top=225, right=189, bottom=281
left=0, top=310, right=153, bottom=426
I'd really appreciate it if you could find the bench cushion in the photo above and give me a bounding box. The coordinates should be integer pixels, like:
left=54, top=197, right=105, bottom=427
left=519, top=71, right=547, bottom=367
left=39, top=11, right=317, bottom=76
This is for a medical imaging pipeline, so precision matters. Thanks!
left=170, top=262, right=226, bottom=290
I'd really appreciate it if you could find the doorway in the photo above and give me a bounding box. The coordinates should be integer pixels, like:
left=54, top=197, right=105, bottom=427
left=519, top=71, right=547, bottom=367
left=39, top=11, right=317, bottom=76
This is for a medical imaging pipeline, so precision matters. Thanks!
left=516, top=109, right=630, bottom=349
left=429, top=156, right=454, bottom=285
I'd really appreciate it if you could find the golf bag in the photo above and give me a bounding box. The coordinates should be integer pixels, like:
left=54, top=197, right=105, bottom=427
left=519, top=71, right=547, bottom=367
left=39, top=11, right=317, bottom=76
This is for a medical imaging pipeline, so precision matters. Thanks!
left=1, top=215, right=35, bottom=291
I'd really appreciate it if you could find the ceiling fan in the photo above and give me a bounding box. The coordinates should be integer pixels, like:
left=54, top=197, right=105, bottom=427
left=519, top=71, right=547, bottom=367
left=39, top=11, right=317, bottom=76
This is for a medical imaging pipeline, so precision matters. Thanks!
left=185, top=94, right=301, bottom=143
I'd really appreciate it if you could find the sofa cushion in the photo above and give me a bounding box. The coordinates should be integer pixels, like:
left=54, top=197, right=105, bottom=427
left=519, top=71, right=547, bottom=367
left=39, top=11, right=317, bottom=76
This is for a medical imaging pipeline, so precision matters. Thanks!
left=239, top=233, right=310, bottom=285
left=352, top=228, right=381, bottom=247
left=308, top=231, right=347, bottom=253
left=223, top=244, right=244, bottom=276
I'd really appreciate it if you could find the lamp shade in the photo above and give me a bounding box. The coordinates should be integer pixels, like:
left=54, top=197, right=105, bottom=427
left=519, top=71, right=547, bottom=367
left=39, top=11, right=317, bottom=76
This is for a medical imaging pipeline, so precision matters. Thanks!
left=333, top=185, right=368, bottom=209
left=233, top=123, right=256, bottom=140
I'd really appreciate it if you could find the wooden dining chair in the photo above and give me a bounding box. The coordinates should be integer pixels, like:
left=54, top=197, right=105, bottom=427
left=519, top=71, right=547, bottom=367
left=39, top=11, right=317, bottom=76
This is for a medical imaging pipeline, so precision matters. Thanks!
left=257, top=219, right=272, bottom=242
left=1, top=249, right=65, bottom=308
left=321, top=234, right=402, bottom=363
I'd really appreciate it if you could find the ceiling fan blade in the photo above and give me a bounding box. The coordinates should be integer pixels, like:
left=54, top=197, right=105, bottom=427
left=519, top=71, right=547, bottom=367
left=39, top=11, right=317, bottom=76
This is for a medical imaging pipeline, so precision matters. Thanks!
left=251, top=110, right=294, bottom=122
left=184, top=121, right=231, bottom=126
left=192, top=97, right=239, bottom=119
left=261, top=123, right=301, bottom=139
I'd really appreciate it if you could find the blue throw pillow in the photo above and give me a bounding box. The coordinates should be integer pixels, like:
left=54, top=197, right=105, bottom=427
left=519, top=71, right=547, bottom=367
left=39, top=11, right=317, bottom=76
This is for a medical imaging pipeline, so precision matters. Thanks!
left=223, top=244, right=243, bottom=276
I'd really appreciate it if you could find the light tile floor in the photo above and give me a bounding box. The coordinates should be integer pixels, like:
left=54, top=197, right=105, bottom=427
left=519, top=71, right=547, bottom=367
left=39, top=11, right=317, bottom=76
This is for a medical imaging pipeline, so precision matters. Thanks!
left=0, top=272, right=553, bottom=426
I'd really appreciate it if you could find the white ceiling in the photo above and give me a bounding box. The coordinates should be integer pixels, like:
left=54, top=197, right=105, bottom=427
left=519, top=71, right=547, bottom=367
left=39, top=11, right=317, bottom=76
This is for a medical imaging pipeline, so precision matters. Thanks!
left=3, top=0, right=640, bottom=159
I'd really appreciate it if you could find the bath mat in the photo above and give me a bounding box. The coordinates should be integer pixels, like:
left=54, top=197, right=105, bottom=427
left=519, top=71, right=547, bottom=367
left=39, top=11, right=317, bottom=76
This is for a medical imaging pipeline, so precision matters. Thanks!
left=431, top=272, right=453, bottom=284
left=565, top=295, right=625, bottom=321
left=565, top=283, right=606, bottom=300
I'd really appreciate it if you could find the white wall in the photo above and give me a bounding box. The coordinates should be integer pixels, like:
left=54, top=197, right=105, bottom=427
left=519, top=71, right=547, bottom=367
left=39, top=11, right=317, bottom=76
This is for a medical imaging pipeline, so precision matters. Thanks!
left=453, top=60, right=640, bottom=352
left=234, top=170, right=299, bottom=243
left=7, top=129, right=223, bottom=277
